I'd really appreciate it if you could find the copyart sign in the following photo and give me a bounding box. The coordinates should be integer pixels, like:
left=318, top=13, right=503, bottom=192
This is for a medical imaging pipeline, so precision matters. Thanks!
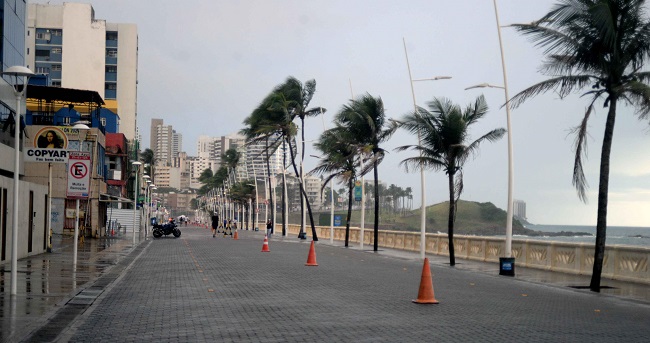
left=24, top=148, right=69, bottom=163
left=25, top=126, right=75, bottom=163
left=66, top=151, right=91, bottom=199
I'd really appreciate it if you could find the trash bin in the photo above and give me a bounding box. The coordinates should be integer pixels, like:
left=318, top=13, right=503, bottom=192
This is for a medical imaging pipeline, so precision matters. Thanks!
left=499, top=257, right=515, bottom=276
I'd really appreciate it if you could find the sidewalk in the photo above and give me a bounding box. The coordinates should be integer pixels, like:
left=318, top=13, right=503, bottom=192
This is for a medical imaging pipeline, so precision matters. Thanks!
left=0, top=230, right=147, bottom=343
left=1, top=226, right=649, bottom=342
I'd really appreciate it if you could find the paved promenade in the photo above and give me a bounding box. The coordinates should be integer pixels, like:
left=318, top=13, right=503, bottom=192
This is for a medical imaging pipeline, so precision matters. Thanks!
left=2, top=226, right=650, bottom=342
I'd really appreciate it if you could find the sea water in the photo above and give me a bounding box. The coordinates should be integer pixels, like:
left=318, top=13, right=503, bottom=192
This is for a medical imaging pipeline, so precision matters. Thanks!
left=518, top=224, right=650, bottom=247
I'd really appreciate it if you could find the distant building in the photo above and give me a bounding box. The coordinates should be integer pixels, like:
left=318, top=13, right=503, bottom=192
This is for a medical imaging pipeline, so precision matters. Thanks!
left=514, top=199, right=527, bottom=221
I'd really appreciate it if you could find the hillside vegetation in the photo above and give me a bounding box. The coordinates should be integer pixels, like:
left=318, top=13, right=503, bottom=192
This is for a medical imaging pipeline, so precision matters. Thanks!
left=305, top=200, right=563, bottom=236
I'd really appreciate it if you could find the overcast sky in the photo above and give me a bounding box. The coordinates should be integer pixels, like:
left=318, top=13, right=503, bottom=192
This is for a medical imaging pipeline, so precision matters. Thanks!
left=38, top=0, right=650, bottom=227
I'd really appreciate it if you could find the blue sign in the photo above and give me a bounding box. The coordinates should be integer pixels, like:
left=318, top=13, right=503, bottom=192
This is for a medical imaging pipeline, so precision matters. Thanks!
left=334, top=215, right=342, bottom=226
left=354, top=180, right=362, bottom=201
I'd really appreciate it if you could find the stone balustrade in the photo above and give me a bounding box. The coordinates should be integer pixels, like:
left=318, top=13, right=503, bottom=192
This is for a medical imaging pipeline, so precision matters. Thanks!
left=283, top=224, right=650, bottom=284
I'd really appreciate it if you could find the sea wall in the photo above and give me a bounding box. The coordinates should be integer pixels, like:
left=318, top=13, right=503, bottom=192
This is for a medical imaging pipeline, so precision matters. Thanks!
left=283, top=224, right=650, bottom=285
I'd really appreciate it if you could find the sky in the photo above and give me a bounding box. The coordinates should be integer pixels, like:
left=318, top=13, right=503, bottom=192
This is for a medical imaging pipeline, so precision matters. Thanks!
left=37, top=0, right=650, bottom=227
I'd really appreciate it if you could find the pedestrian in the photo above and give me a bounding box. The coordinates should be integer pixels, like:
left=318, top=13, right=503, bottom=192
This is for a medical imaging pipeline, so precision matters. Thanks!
left=211, top=214, right=219, bottom=238
left=266, top=219, right=273, bottom=237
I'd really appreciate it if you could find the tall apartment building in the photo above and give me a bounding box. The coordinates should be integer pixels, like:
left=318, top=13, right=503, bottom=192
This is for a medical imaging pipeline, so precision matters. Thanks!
left=150, top=118, right=182, bottom=167
left=26, top=2, right=139, bottom=141
left=513, top=199, right=527, bottom=222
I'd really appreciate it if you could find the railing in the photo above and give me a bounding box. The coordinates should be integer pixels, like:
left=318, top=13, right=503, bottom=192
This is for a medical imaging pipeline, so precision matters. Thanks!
left=284, top=224, right=650, bottom=285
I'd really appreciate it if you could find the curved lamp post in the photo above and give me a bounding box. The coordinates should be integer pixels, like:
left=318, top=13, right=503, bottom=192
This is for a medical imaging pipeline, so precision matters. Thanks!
left=403, top=38, right=452, bottom=259
left=132, top=161, right=142, bottom=244
left=463, top=0, right=515, bottom=267
left=3, top=65, right=34, bottom=295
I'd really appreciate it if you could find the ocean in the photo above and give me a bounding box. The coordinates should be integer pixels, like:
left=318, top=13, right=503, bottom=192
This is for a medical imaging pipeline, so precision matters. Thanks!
left=519, top=224, right=650, bottom=248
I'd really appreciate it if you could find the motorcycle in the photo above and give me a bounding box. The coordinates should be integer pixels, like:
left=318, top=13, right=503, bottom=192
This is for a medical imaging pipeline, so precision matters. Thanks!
left=152, top=218, right=181, bottom=238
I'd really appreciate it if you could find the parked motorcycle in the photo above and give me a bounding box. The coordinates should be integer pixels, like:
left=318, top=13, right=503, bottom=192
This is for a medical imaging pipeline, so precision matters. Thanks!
left=152, top=218, right=181, bottom=238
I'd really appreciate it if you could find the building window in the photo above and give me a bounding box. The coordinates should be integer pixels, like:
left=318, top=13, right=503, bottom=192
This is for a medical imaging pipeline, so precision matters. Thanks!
left=106, top=32, right=118, bottom=41
left=36, top=32, right=51, bottom=40
left=107, top=49, right=118, bottom=57
left=52, top=65, right=62, bottom=71
left=51, top=29, right=62, bottom=36
left=35, top=49, right=50, bottom=58
left=35, top=67, right=49, bottom=74
left=51, top=48, right=62, bottom=54
left=106, top=83, right=117, bottom=90
left=106, top=66, right=117, bottom=73
left=52, top=81, right=61, bottom=87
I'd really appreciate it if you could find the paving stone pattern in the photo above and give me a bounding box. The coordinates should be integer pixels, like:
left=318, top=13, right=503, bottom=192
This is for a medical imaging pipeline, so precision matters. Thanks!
left=52, top=228, right=650, bottom=342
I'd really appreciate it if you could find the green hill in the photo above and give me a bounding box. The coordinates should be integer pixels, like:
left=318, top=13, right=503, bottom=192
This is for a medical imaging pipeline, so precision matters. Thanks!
left=311, top=200, right=547, bottom=236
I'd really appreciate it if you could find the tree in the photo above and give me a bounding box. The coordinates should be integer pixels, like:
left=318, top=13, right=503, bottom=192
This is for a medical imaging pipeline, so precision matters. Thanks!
left=335, top=94, right=396, bottom=251
left=396, top=96, right=505, bottom=266
left=140, top=148, right=155, bottom=177
left=311, top=127, right=358, bottom=247
left=242, top=76, right=324, bottom=240
left=510, top=0, right=650, bottom=292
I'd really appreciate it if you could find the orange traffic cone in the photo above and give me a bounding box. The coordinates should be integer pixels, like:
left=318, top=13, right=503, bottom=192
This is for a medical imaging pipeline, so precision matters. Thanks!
left=233, top=231, right=239, bottom=240
left=261, top=235, right=270, bottom=252
left=412, top=258, right=439, bottom=304
left=305, top=241, right=318, bottom=266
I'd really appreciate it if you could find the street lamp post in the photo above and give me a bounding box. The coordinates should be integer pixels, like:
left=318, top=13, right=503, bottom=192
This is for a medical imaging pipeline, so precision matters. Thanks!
left=143, top=175, right=150, bottom=233
left=463, top=0, right=515, bottom=269
left=3, top=65, right=34, bottom=295
left=403, top=38, right=452, bottom=259
left=132, top=161, right=142, bottom=244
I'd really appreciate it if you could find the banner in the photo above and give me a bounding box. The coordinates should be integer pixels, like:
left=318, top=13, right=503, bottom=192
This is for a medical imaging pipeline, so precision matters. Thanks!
left=66, top=151, right=91, bottom=199
left=24, top=148, right=69, bottom=163
left=354, top=180, right=362, bottom=201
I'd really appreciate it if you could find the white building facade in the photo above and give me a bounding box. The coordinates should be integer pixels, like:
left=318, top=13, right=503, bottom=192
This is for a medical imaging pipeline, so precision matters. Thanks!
left=26, top=2, right=139, bottom=140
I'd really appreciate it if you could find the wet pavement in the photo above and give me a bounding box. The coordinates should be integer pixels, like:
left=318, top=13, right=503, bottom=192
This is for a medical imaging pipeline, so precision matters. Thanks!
left=1, top=226, right=649, bottom=342
left=0, top=230, right=146, bottom=343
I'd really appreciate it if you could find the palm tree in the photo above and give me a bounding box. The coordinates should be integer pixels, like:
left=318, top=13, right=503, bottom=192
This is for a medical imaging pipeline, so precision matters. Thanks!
left=311, top=127, right=358, bottom=247
left=335, top=94, right=396, bottom=251
left=243, top=76, right=324, bottom=240
left=510, top=0, right=650, bottom=292
left=141, top=148, right=155, bottom=178
left=396, top=96, right=505, bottom=266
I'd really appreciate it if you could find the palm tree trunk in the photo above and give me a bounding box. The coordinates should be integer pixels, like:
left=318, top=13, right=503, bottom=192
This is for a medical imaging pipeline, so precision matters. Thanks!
left=448, top=171, right=456, bottom=266
left=590, top=98, right=617, bottom=292
left=345, top=178, right=353, bottom=247
left=265, top=138, right=274, bottom=233
left=300, top=118, right=318, bottom=241
left=282, top=140, right=287, bottom=236
left=373, top=160, right=379, bottom=251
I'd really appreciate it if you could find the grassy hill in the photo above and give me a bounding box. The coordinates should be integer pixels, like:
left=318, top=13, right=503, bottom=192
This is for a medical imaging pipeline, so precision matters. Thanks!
left=304, top=200, right=545, bottom=236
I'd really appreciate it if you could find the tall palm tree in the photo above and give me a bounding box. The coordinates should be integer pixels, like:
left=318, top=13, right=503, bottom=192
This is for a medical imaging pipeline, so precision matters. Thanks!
left=510, top=0, right=650, bottom=292
left=311, top=127, right=358, bottom=247
left=141, top=148, right=155, bottom=178
left=396, top=96, right=505, bottom=266
left=243, top=76, right=324, bottom=240
left=335, top=94, right=396, bottom=251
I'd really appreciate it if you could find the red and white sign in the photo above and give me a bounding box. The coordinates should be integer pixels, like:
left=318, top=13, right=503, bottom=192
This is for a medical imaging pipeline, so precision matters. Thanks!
left=66, top=151, right=91, bottom=199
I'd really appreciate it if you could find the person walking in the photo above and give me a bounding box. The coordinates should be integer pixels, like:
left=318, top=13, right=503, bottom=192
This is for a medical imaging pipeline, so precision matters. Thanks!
left=211, top=214, right=219, bottom=238
left=266, top=219, right=273, bottom=237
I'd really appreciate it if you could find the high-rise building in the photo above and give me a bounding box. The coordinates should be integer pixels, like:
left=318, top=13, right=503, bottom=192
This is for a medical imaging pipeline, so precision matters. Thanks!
left=150, top=118, right=182, bottom=167
left=514, top=199, right=527, bottom=222
left=26, top=2, right=139, bottom=141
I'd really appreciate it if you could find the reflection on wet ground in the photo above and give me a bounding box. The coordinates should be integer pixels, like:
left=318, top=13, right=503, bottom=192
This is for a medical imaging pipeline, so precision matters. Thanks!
left=0, top=233, right=143, bottom=342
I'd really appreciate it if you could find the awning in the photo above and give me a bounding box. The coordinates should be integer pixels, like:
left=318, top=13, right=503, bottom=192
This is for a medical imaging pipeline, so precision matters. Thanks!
left=100, top=193, right=134, bottom=203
